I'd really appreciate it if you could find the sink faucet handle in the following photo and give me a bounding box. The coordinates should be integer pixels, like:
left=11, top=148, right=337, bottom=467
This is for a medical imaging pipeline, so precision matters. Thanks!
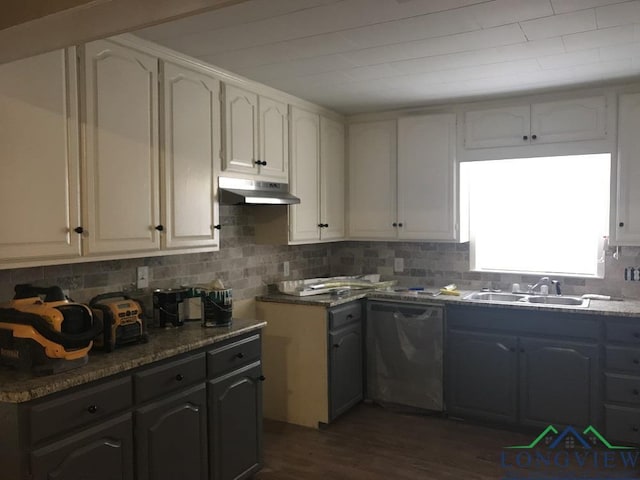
left=551, top=280, right=562, bottom=295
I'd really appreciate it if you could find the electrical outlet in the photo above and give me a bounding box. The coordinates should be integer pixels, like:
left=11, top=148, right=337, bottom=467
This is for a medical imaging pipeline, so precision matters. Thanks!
left=137, top=266, right=149, bottom=289
left=394, top=257, right=404, bottom=273
left=283, top=261, right=290, bottom=277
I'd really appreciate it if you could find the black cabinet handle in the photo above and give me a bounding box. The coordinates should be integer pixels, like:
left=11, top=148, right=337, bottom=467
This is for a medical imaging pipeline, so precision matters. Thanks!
left=235, top=352, right=244, bottom=359
left=253, top=160, right=267, bottom=166
left=87, top=405, right=98, bottom=414
left=398, top=223, right=403, bottom=227
left=346, top=314, right=353, bottom=320
left=213, top=224, right=222, bottom=230
left=634, top=332, right=640, bottom=339
left=333, top=344, right=340, bottom=349
left=258, top=375, right=266, bottom=382
left=633, top=426, right=639, bottom=432
left=531, top=134, right=537, bottom=140
left=74, top=226, right=84, bottom=234
left=633, top=389, right=639, bottom=395
left=620, top=222, right=625, bottom=227
left=323, top=224, right=329, bottom=228
left=155, top=225, right=164, bottom=232
left=392, top=223, right=397, bottom=227
left=520, top=348, right=525, bottom=353
left=175, top=374, right=184, bottom=381
left=634, top=359, right=639, bottom=365
left=523, top=135, right=528, bottom=141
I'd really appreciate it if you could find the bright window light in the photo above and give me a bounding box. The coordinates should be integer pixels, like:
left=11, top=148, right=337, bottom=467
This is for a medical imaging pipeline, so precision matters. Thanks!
left=464, top=154, right=611, bottom=278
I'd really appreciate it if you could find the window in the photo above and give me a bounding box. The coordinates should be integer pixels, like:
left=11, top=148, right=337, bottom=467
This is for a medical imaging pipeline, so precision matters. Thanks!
left=463, top=154, right=611, bottom=278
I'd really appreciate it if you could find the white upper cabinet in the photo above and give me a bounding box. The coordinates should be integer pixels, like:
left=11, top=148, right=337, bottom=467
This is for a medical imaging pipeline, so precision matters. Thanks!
left=83, top=39, right=160, bottom=255
left=614, top=92, right=640, bottom=245
left=259, top=96, right=289, bottom=181
left=0, top=49, right=82, bottom=262
left=397, top=114, right=458, bottom=241
left=161, top=61, right=220, bottom=250
left=222, top=84, right=258, bottom=176
left=289, top=107, right=321, bottom=242
left=348, top=120, right=397, bottom=240
left=319, top=117, right=345, bottom=241
left=349, top=115, right=465, bottom=242
left=222, top=83, right=288, bottom=181
left=464, top=96, right=607, bottom=149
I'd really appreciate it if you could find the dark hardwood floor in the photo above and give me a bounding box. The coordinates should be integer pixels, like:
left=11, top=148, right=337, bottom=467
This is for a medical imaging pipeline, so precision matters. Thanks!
left=256, top=404, right=639, bottom=479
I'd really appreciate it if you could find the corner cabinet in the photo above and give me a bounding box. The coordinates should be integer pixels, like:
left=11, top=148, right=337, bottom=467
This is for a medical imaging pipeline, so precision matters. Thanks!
left=348, top=114, right=465, bottom=242
left=0, top=48, right=82, bottom=262
left=161, top=61, right=220, bottom=250
left=614, top=92, right=640, bottom=245
left=83, top=39, right=161, bottom=255
left=221, top=83, right=288, bottom=182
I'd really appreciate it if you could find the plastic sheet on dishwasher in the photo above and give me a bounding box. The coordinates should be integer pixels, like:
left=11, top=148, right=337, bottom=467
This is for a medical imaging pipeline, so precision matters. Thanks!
left=366, top=306, right=443, bottom=411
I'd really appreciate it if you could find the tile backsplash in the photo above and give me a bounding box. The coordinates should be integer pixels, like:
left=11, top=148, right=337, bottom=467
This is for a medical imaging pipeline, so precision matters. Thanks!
left=2, top=208, right=639, bottom=305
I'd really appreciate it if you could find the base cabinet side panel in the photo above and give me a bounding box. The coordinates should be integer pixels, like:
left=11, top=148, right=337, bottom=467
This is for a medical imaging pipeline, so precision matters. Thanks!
left=208, top=362, right=263, bottom=480
left=30, top=413, right=133, bottom=480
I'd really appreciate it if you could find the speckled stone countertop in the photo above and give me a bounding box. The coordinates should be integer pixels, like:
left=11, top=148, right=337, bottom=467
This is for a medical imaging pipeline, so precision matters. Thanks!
left=0, top=318, right=266, bottom=403
left=258, top=289, right=640, bottom=318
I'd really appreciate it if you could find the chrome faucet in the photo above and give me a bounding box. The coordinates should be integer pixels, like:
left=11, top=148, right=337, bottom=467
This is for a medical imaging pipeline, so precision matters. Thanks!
left=528, top=277, right=551, bottom=294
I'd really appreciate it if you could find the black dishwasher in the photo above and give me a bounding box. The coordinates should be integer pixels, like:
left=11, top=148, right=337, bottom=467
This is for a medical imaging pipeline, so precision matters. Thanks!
left=366, top=301, right=443, bottom=411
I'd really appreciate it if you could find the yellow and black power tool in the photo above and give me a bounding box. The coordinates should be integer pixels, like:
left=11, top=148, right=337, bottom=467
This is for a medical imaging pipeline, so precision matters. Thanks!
left=89, top=292, right=147, bottom=352
left=0, top=284, right=103, bottom=375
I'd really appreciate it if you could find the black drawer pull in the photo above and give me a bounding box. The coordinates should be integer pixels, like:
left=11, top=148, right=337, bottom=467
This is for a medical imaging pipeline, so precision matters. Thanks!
left=258, top=375, right=266, bottom=382
left=175, top=374, right=184, bottom=382
left=633, top=389, right=639, bottom=396
left=333, top=344, right=340, bottom=349
left=633, top=426, right=639, bottom=432
left=87, top=405, right=98, bottom=414
left=346, top=314, right=353, bottom=320
left=522, top=135, right=528, bottom=141
left=235, top=352, right=244, bottom=359
left=74, top=226, right=84, bottom=234
left=634, top=359, right=639, bottom=365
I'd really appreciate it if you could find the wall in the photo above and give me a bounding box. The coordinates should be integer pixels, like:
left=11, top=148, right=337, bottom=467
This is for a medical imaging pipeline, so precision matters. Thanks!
left=330, top=241, right=640, bottom=299
left=0, top=206, right=330, bottom=306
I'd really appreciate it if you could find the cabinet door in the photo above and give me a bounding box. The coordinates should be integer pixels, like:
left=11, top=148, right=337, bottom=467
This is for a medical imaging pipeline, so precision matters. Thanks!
left=446, top=330, right=518, bottom=423
left=320, top=116, right=345, bottom=241
left=289, top=107, right=320, bottom=242
left=329, top=321, right=363, bottom=421
left=222, top=84, right=258, bottom=176
left=464, top=105, right=530, bottom=148
left=348, top=120, right=397, bottom=239
left=397, top=113, right=457, bottom=241
left=135, top=384, right=208, bottom=480
left=209, top=362, right=263, bottom=480
left=162, top=62, right=219, bottom=250
left=259, top=96, right=288, bottom=181
left=0, top=49, right=81, bottom=261
left=31, top=413, right=133, bottom=480
left=84, top=40, right=160, bottom=254
left=615, top=93, right=640, bottom=244
left=531, top=96, right=606, bottom=144
left=519, top=337, right=599, bottom=428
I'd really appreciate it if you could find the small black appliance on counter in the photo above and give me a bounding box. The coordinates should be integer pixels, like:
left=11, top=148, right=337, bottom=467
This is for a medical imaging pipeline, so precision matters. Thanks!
left=90, top=292, right=147, bottom=352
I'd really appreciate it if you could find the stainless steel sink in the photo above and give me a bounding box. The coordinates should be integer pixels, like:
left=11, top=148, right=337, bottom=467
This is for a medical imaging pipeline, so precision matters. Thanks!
left=526, top=296, right=590, bottom=307
left=464, top=292, right=528, bottom=302
left=463, top=291, right=590, bottom=308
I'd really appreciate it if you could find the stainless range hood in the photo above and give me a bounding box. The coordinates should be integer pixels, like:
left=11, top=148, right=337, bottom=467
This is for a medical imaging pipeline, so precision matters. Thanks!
left=218, top=177, right=301, bottom=205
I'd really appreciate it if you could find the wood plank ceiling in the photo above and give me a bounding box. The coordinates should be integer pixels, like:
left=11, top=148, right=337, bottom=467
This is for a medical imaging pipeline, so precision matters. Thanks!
left=136, top=0, right=640, bottom=113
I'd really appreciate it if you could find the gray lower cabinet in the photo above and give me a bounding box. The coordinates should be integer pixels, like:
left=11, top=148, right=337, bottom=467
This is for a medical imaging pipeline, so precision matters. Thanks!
left=329, top=320, right=363, bottom=421
left=446, top=305, right=600, bottom=429
left=135, top=384, right=208, bottom=480
left=208, top=362, right=263, bottom=480
left=30, top=413, right=134, bottom=480
left=446, top=330, right=518, bottom=423
left=519, top=337, right=598, bottom=428
left=328, top=301, right=363, bottom=422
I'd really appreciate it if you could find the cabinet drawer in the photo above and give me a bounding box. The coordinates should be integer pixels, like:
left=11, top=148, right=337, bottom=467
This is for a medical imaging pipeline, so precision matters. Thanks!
left=134, top=353, right=206, bottom=404
left=29, top=376, right=132, bottom=445
left=605, top=373, right=640, bottom=405
left=207, top=333, right=261, bottom=378
left=605, top=404, right=640, bottom=445
left=606, top=321, right=640, bottom=345
left=329, top=302, right=362, bottom=330
left=606, top=346, right=640, bottom=374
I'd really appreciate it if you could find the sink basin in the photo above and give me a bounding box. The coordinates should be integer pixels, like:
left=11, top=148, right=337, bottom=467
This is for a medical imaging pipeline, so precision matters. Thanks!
left=464, top=292, right=528, bottom=302
left=526, top=296, right=590, bottom=307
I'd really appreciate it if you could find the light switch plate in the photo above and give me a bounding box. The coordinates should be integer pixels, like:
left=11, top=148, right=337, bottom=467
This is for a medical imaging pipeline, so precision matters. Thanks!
left=137, top=266, right=149, bottom=289
left=394, top=257, right=404, bottom=273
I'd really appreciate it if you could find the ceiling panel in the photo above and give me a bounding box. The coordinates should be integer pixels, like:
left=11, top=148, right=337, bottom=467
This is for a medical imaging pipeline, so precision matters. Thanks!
left=136, top=0, right=640, bottom=113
